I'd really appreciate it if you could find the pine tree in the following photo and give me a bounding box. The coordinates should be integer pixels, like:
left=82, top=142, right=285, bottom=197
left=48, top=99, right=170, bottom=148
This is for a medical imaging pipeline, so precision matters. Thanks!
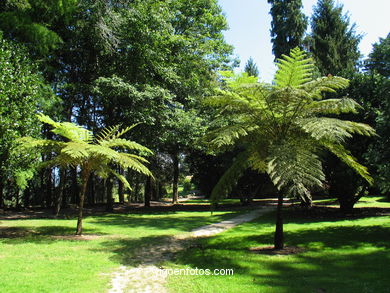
left=309, top=0, right=362, bottom=75
left=244, top=57, right=259, bottom=77
left=205, top=48, right=375, bottom=249
left=268, top=0, right=308, bottom=60
left=366, top=33, right=390, bottom=78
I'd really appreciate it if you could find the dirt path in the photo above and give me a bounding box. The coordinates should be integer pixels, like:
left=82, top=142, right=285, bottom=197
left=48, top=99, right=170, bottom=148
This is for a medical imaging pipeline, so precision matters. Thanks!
left=108, top=207, right=273, bottom=293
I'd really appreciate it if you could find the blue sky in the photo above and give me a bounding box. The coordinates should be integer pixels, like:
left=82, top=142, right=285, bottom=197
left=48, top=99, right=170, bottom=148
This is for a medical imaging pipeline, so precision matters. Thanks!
left=218, top=0, right=390, bottom=82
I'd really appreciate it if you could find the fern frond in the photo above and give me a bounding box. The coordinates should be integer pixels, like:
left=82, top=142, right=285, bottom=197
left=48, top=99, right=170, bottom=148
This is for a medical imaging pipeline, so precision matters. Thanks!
left=100, top=138, right=153, bottom=154
left=303, top=76, right=349, bottom=99
left=112, top=123, right=141, bottom=139
left=306, top=98, right=361, bottom=115
left=110, top=169, right=132, bottom=191
left=210, top=152, right=251, bottom=203
left=61, top=142, right=91, bottom=160
left=322, top=142, right=373, bottom=185
left=274, top=48, right=314, bottom=88
left=298, top=118, right=376, bottom=143
left=116, top=153, right=152, bottom=178
left=96, top=125, right=121, bottom=142
left=267, top=141, right=325, bottom=201
left=206, top=122, right=258, bottom=148
left=16, top=137, right=65, bottom=152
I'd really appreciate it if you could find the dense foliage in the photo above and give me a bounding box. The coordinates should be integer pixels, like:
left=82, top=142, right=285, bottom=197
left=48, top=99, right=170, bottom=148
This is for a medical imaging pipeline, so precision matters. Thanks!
left=267, top=0, right=308, bottom=59
left=308, top=0, right=361, bottom=75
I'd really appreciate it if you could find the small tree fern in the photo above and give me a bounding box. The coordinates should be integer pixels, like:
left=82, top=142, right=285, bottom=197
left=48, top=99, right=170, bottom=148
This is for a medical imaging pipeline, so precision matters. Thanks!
left=15, top=114, right=153, bottom=235
left=205, top=48, right=375, bottom=249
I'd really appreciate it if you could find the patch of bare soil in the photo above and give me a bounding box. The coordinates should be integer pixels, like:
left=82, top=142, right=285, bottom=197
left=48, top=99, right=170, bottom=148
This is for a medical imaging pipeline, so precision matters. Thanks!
left=0, top=227, right=38, bottom=238
left=51, top=234, right=103, bottom=241
left=249, top=245, right=306, bottom=255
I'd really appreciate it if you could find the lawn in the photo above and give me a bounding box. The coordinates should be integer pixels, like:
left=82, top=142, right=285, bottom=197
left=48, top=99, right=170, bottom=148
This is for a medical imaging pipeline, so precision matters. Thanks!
left=0, top=209, right=243, bottom=293
left=1, top=196, right=389, bottom=293
left=166, top=197, right=390, bottom=293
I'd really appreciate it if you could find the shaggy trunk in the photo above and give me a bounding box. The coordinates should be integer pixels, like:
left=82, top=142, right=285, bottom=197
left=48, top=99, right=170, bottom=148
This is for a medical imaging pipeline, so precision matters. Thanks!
left=274, top=192, right=284, bottom=250
left=172, top=153, right=179, bottom=204
left=76, top=168, right=90, bottom=235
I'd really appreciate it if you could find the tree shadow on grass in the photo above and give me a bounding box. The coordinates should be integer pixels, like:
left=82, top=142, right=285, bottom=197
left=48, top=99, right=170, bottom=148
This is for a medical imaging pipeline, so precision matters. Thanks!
left=0, top=225, right=104, bottom=244
left=88, top=211, right=240, bottom=232
left=168, top=216, right=390, bottom=293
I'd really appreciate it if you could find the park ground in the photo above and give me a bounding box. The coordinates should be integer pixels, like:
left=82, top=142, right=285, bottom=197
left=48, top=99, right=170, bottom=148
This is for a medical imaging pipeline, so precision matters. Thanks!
left=0, top=196, right=389, bottom=293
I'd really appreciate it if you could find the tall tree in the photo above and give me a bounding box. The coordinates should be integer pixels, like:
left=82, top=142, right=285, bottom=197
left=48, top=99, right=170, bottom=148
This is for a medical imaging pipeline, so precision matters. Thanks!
left=309, top=0, right=362, bottom=75
left=268, top=0, right=308, bottom=60
left=0, top=33, right=54, bottom=208
left=205, top=49, right=375, bottom=249
left=366, top=33, right=390, bottom=78
left=364, top=34, right=390, bottom=196
left=244, top=57, right=259, bottom=77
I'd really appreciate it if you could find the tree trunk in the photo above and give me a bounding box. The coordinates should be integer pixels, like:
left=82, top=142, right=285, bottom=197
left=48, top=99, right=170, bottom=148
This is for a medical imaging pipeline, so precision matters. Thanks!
left=24, top=187, right=31, bottom=208
left=274, top=192, right=284, bottom=250
left=54, top=169, right=65, bottom=216
left=106, top=177, right=114, bottom=212
left=134, top=174, right=140, bottom=202
left=76, top=168, right=90, bottom=235
left=144, top=176, right=151, bottom=207
left=88, top=174, right=95, bottom=205
left=118, top=168, right=124, bottom=204
left=172, top=153, right=179, bottom=204
left=71, top=168, right=79, bottom=205
left=0, top=175, right=4, bottom=208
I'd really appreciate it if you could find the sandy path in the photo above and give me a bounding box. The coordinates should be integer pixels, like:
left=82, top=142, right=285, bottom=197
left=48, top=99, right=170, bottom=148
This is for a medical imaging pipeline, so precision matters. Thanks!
left=108, top=207, right=273, bottom=293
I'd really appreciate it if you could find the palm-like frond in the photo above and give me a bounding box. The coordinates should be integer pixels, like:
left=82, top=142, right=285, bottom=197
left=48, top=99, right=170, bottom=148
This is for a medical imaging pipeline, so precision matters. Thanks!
left=267, top=140, right=325, bottom=201
left=305, top=97, right=361, bottom=114
left=298, top=117, right=376, bottom=143
left=322, top=142, right=373, bottom=185
left=274, top=47, right=314, bottom=88
left=210, top=152, right=251, bottom=202
left=303, top=76, right=349, bottom=99
left=100, top=138, right=153, bottom=154
left=37, top=114, right=93, bottom=143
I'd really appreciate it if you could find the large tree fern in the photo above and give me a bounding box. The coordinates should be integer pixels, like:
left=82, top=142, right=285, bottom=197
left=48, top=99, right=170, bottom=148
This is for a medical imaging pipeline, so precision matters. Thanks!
left=15, top=114, right=153, bottom=235
left=205, top=47, right=375, bottom=249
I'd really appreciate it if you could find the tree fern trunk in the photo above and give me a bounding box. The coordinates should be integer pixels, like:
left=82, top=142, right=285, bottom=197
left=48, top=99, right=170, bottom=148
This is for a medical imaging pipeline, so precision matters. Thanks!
left=274, top=191, right=284, bottom=250
left=76, top=168, right=90, bottom=235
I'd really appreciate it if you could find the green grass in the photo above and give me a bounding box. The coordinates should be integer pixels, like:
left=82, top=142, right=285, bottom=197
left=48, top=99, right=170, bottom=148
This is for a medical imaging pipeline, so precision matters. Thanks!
left=0, top=209, right=243, bottom=293
left=313, top=195, right=390, bottom=208
left=166, top=201, right=390, bottom=293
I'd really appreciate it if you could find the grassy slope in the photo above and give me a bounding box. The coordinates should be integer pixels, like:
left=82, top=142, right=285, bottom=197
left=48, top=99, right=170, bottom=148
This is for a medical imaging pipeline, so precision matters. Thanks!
left=166, top=197, right=390, bottom=293
left=0, top=210, right=242, bottom=293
